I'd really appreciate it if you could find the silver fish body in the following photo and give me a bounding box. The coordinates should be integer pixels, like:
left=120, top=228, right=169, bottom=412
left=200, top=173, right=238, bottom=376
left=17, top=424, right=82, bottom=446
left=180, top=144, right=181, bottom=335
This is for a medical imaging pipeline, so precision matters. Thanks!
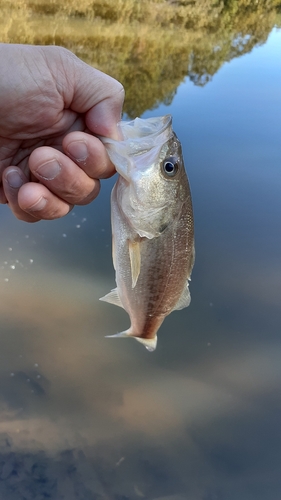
left=100, top=115, right=194, bottom=351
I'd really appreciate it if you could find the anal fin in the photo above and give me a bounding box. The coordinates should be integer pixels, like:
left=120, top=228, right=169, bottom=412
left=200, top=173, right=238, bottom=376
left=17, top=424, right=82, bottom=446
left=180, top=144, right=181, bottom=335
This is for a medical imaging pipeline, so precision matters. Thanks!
left=172, top=283, right=191, bottom=311
left=99, top=288, right=124, bottom=309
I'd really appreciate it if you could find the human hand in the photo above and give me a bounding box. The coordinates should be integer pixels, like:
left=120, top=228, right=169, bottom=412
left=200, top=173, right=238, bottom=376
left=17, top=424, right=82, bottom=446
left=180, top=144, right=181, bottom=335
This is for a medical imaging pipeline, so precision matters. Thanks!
left=0, top=44, right=124, bottom=222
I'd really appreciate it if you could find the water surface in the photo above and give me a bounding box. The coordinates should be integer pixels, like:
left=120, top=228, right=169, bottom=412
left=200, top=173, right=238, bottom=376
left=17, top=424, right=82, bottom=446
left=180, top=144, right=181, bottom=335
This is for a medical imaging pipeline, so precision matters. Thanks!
left=0, top=2, right=281, bottom=499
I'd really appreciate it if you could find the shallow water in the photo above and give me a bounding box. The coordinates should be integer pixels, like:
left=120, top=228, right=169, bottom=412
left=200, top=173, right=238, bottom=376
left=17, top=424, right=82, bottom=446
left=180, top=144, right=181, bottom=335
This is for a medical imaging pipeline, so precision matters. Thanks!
left=0, top=2, right=281, bottom=498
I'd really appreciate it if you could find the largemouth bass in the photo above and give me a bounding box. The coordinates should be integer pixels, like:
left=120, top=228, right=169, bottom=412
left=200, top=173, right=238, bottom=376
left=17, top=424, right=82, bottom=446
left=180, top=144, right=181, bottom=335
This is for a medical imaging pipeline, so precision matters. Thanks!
left=100, top=115, right=194, bottom=351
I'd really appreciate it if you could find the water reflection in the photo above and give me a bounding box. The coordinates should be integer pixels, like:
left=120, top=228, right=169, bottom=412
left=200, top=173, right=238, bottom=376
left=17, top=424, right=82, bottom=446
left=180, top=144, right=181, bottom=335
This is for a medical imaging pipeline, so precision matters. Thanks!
left=0, top=0, right=280, bottom=116
left=1, top=165, right=281, bottom=499
left=0, top=2, right=281, bottom=499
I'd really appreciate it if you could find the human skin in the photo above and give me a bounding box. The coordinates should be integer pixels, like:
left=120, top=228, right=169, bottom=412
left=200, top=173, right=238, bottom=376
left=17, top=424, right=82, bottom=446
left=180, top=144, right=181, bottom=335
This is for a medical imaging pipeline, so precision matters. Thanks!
left=0, top=43, right=124, bottom=222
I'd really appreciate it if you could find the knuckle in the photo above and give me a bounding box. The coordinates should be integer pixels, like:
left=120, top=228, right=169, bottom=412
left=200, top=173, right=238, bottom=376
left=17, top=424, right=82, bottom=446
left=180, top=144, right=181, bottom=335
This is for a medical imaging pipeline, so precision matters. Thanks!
left=61, top=177, right=96, bottom=204
left=113, top=82, right=125, bottom=106
left=116, top=81, right=125, bottom=98
left=76, top=182, right=100, bottom=205
left=63, top=177, right=85, bottom=202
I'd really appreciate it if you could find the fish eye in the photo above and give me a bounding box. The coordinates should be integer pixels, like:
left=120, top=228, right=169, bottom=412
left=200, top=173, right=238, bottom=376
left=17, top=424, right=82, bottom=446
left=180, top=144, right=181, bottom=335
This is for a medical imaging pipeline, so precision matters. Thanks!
left=162, top=157, right=179, bottom=178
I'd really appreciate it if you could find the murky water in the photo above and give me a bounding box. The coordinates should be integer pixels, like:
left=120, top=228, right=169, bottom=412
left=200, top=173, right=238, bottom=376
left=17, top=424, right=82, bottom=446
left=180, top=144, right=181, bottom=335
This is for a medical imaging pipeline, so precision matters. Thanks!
left=0, top=2, right=281, bottom=499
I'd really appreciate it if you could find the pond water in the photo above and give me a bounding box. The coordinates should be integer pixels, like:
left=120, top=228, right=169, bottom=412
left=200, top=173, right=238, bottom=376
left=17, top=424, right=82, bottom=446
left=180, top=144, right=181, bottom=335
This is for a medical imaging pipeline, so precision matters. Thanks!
left=0, top=2, right=281, bottom=499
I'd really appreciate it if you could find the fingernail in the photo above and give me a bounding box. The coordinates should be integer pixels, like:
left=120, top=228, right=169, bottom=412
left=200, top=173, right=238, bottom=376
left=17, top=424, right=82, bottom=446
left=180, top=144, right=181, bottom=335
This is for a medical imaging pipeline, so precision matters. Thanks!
left=67, top=141, right=88, bottom=161
left=29, top=196, right=47, bottom=211
left=6, top=169, right=24, bottom=188
left=36, top=160, right=60, bottom=180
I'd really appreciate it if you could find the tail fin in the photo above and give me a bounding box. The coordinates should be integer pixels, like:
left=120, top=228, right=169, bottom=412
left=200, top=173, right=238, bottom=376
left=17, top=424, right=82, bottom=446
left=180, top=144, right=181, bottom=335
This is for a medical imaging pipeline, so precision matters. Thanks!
left=105, top=330, right=157, bottom=352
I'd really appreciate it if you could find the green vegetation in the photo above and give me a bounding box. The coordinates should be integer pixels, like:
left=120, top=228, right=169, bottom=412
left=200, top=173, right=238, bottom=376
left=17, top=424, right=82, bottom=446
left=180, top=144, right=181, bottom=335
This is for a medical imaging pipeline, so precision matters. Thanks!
left=0, top=0, right=280, bottom=116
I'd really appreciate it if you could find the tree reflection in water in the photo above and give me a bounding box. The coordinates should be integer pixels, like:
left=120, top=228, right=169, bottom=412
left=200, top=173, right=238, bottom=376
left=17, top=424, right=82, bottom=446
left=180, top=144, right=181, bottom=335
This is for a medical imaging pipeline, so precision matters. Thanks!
left=0, top=0, right=280, bottom=116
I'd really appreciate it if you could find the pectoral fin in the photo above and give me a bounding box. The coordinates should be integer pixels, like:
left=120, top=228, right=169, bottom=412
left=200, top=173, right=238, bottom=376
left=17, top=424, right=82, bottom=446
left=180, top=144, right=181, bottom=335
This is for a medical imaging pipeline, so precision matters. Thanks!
left=128, top=240, right=141, bottom=288
left=172, top=283, right=191, bottom=311
left=100, top=288, right=124, bottom=309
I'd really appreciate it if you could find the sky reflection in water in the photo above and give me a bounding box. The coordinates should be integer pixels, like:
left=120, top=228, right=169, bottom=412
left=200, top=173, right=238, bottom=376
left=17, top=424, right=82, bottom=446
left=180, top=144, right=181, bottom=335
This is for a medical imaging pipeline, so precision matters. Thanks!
left=0, top=28, right=281, bottom=500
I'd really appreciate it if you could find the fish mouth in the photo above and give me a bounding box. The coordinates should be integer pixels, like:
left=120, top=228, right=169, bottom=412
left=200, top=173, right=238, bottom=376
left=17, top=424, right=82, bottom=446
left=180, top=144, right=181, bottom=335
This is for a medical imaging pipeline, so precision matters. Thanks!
left=120, top=115, right=172, bottom=140
left=99, top=115, right=174, bottom=157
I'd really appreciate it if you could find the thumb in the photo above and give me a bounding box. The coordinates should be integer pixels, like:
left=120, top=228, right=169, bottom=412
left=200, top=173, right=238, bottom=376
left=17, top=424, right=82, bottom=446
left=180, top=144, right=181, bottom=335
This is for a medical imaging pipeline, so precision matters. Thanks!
left=42, top=46, right=125, bottom=139
left=62, top=50, right=125, bottom=139
left=85, top=91, right=125, bottom=140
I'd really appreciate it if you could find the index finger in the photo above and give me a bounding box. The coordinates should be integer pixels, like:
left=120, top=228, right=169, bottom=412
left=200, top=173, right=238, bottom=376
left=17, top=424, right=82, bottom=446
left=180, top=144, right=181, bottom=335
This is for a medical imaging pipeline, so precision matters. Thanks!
left=62, top=131, right=116, bottom=179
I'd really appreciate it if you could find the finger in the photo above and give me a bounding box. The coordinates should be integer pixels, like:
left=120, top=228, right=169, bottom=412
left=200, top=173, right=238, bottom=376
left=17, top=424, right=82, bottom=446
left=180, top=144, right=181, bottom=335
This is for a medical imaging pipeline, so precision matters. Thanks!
left=43, top=47, right=124, bottom=139
left=70, top=64, right=125, bottom=139
left=18, top=182, right=72, bottom=220
left=28, top=146, right=101, bottom=205
left=0, top=185, right=7, bottom=204
left=85, top=80, right=125, bottom=139
left=63, top=131, right=116, bottom=179
left=2, top=167, right=39, bottom=222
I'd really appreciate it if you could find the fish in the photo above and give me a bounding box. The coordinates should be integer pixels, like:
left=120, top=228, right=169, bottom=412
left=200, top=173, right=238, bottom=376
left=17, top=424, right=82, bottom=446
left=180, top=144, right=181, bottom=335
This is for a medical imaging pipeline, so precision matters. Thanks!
left=99, top=115, right=195, bottom=351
